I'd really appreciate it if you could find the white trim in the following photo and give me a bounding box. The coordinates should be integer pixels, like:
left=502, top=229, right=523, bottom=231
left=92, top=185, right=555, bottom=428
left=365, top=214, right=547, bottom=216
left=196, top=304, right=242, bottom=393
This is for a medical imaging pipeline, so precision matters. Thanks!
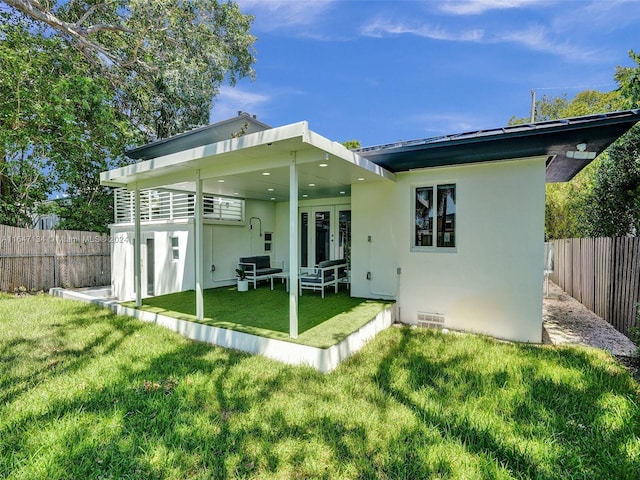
left=195, top=172, right=204, bottom=320
left=289, top=153, right=299, bottom=338
left=49, top=287, right=397, bottom=373
left=134, top=186, right=142, bottom=307
left=100, top=121, right=395, bottom=190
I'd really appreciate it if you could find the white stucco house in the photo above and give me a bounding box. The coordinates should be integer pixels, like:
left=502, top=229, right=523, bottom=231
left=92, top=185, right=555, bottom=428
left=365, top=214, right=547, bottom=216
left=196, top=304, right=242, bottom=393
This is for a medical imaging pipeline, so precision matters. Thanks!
left=100, top=110, right=640, bottom=343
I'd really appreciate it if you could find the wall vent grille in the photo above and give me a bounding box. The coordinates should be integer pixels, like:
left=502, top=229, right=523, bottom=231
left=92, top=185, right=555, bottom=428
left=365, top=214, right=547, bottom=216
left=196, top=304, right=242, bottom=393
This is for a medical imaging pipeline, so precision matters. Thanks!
left=417, top=312, right=445, bottom=329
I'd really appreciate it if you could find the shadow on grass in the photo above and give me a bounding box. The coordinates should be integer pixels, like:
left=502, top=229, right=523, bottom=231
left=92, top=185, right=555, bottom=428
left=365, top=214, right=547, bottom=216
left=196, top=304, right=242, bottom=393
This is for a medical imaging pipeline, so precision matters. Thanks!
left=371, top=327, right=640, bottom=478
left=3, top=296, right=640, bottom=479
left=0, top=301, right=147, bottom=407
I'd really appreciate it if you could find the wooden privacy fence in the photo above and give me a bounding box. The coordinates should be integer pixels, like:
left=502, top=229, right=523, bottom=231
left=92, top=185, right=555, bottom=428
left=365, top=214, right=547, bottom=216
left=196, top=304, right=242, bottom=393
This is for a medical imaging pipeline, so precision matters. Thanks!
left=0, top=224, right=110, bottom=292
left=549, top=237, right=640, bottom=337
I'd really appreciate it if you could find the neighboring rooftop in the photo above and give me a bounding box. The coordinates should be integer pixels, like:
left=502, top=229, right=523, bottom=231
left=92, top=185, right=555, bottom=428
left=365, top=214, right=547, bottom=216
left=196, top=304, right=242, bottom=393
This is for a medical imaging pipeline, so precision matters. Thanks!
left=356, top=110, right=640, bottom=182
left=126, top=112, right=272, bottom=160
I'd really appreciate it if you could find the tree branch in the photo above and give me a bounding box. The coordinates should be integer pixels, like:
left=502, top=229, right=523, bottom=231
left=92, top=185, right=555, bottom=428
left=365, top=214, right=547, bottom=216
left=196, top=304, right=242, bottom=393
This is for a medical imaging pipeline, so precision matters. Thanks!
left=74, top=2, right=107, bottom=27
left=3, top=0, right=134, bottom=70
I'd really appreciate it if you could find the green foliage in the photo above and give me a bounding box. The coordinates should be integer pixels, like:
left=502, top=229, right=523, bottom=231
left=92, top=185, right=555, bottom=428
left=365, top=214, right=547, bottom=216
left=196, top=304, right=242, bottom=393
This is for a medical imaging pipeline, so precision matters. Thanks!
left=342, top=139, right=361, bottom=150
left=615, top=49, right=640, bottom=108
left=7, top=0, right=257, bottom=140
left=0, top=1, right=257, bottom=231
left=508, top=84, right=640, bottom=239
left=0, top=14, right=133, bottom=228
left=578, top=125, right=640, bottom=237
left=509, top=90, right=623, bottom=126
left=2, top=295, right=640, bottom=479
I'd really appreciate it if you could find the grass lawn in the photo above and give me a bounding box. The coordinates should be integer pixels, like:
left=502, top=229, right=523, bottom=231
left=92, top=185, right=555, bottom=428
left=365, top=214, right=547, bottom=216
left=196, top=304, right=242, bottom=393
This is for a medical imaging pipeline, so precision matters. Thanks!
left=122, top=283, right=392, bottom=348
left=2, top=293, right=640, bottom=479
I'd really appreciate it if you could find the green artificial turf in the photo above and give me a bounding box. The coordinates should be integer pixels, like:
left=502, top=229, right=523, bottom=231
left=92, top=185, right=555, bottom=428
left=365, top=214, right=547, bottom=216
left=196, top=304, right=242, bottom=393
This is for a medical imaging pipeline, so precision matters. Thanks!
left=2, top=294, right=640, bottom=479
left=122, top=283, right=392, bottom=348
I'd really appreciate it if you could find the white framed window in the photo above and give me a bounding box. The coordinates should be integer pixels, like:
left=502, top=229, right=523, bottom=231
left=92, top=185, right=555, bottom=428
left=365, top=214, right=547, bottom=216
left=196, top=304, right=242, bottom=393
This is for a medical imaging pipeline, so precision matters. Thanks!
left=170, top=236, right=180, bottom=260
left=413, top=183, right=456, bottom=251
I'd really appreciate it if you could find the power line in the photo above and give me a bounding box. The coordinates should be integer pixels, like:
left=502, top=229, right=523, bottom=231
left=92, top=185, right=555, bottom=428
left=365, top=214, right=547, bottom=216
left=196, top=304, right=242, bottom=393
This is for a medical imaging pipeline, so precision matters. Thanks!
left=531, top=84, right=617, bottom=91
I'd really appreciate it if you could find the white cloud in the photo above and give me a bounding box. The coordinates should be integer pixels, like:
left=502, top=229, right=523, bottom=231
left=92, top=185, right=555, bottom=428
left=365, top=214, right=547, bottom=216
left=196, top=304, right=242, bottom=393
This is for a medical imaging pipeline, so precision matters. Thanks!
left=495, top=25, right=606, bottom=63
left=210, top=86, right=271, bottom=123
left=437, top=0, right=541, bottom=15
left=360, top=15, right=606, bottom=63
left=361, top=18, right=484, bottom=42
left=238, top=0, right=337, bottom=31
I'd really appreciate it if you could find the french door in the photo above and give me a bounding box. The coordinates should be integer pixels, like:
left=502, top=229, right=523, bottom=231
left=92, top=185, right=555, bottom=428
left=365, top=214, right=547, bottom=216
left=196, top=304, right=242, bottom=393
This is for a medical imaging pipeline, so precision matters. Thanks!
left=300, top=206, right=351, bottom=268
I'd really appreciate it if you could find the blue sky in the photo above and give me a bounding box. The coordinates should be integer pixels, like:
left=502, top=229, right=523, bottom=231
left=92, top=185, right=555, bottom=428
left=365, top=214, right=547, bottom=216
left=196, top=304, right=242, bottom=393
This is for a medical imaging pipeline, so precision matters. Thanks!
left=211, top=0, right=639, bottom=148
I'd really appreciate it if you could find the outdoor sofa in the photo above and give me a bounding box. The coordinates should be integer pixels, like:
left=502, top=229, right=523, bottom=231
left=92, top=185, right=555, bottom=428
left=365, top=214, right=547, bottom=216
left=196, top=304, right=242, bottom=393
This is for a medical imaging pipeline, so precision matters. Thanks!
left=299, top=259, right=348, bottom=298
left=238, top=255, right=283, bottom=289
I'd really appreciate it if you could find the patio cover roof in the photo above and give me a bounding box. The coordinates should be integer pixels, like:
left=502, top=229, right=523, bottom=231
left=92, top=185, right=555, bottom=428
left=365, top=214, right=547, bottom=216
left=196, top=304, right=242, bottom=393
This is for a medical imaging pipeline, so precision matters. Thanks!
left=101, top=121, right=396, bottom=199
left=356, top=110, right=640, bottom=182
left=126, top=112, right=272, bottom=161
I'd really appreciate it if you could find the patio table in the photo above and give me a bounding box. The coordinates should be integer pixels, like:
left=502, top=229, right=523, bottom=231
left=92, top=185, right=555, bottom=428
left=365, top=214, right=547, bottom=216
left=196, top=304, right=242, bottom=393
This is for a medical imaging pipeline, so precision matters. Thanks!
left=270, top=271, right=290, bottom=292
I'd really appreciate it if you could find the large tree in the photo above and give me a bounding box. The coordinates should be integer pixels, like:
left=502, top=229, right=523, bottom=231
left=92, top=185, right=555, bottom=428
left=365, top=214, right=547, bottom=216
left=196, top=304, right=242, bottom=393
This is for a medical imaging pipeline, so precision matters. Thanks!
left=1, top=1, right=256, bottom=231
left=577, top=50, right=640, bottom=237
left=577, top=127, right=640, bottom=237
left=0, top=14, right=135, bottom=229
left=616, top=50, right=640, bottom=109
left=510, top=51, right=640, bottom=240
left=3, top=0, right=256, bottom=140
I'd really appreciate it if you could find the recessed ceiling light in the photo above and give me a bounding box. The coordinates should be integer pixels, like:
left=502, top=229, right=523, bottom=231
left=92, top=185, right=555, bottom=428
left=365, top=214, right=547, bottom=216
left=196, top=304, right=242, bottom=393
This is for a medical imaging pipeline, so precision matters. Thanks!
left=233, top=192, right=239, bottom=195
left=308, top=183, right=315, bottom=187
left=302, top=194, right=308, bottom=198
left=357, top=177, right=365, bottom=181
left=267, top=188, right=274, bottom=192
left=340, top=191, right=346, bottom=194
left=270, top=197, right=276, bottom=201
left=319, top=163, right=328, bottom=167
left=217, top=179, right=225, bottom=183
left=262, top=172, right=270, bottom=176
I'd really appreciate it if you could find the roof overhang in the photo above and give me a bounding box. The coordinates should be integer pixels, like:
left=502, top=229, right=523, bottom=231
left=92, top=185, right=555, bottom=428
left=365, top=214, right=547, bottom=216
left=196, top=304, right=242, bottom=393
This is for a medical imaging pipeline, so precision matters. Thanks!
left=357, top=110, right=640, bottom=182
left=126, top=112, right=272, bottom=161
left=101, top=121, right=395, bottom=200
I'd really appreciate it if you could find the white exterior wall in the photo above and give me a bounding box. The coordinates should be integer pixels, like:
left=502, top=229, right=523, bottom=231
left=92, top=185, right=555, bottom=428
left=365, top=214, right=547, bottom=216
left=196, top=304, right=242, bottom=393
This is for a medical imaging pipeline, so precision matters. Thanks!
left=110, top=199, right=278, bottom=300
left=350, top=157, right=546, bottom=343
left=110, top=222, right=194, bottom=301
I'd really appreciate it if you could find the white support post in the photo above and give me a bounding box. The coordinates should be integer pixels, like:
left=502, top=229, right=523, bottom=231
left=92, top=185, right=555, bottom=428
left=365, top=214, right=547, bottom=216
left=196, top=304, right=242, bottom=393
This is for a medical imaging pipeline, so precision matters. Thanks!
left=134, top=185, right=142, bottom=307
left=195, top=171, right=204, bottom=320
left=289, top=152, right=299, bottom=338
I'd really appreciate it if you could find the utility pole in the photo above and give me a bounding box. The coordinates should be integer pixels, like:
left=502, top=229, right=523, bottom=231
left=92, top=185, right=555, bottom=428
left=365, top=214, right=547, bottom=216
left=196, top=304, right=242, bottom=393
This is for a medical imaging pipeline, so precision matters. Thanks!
left=530, top=89, right=536, bottom=123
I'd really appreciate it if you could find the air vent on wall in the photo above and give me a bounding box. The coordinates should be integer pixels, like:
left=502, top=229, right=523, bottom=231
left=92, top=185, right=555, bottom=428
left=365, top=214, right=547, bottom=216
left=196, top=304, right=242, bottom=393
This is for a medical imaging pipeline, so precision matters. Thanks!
left=417, top=312, right=445, bottom=329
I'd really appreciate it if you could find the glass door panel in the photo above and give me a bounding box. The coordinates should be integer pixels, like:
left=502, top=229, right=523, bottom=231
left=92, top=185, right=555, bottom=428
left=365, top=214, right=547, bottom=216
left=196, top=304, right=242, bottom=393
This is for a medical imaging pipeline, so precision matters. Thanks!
left=146, top=238, right=155, bottom=296
left=314, top=210, right=331, bottom=264
left=338, top=210, right=351, bottom=266
left=299, top=206, right=350, bottom=267
left=300, top=212, right=309, bottom=268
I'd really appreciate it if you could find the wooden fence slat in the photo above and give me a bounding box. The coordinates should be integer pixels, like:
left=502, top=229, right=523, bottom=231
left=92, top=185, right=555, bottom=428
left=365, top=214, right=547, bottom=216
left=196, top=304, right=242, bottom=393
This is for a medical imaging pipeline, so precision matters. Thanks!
left=0, top=225, right=110, bottom=292
left=549, top=236, right=639, bottom=337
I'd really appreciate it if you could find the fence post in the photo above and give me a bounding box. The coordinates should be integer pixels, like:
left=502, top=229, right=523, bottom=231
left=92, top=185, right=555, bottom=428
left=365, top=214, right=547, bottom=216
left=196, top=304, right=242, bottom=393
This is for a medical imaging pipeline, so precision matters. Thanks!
left=53, top=230, right=57, bottom=288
